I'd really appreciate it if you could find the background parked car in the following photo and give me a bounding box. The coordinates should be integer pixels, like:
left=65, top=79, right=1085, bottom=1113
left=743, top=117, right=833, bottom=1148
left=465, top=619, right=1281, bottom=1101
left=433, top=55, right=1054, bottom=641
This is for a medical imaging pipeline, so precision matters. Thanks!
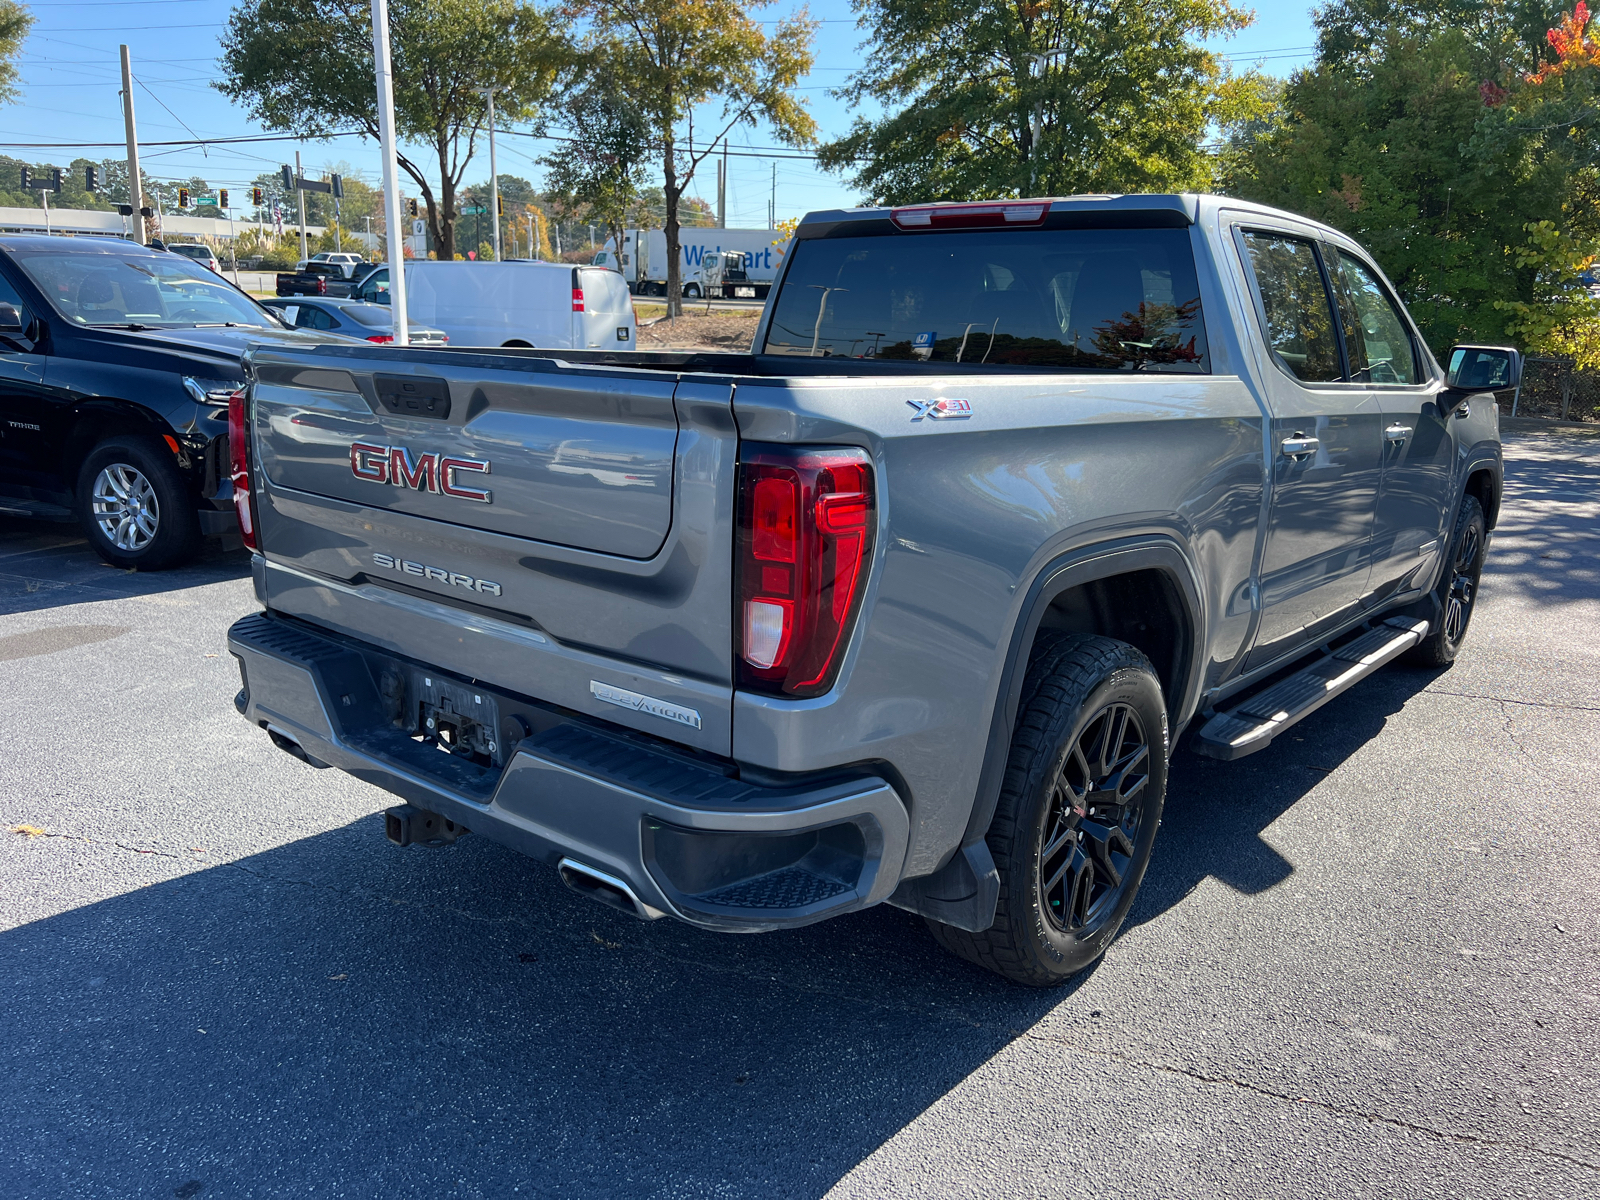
left=0, top=235, right=330, bottom=569
left=259, top=296, right=447, bottom=346
left=167, top=243, right=221, bottom=274
left=353, top=261, right=636, bottom=349
left=295, top=251, right=366, bottom=279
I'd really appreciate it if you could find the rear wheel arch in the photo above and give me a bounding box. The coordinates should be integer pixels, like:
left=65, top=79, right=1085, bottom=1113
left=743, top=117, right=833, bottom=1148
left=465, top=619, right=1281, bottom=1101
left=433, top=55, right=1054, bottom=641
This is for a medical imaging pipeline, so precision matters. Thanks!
left=962, top=538, right=1204, bottom=850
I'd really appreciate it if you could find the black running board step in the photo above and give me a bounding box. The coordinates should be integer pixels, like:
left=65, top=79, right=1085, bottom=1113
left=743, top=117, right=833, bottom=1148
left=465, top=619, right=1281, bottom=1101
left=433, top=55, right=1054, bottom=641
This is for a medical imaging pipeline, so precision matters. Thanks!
left=1194, top=617, right=1429, bottom=761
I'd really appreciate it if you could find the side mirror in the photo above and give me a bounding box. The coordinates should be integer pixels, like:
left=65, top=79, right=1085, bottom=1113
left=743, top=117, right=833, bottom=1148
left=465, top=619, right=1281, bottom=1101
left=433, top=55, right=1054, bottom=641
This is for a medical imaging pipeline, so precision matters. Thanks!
left=0, top=302, right=23, bottom=334
left=1446, top=344, right=1521, bottom=391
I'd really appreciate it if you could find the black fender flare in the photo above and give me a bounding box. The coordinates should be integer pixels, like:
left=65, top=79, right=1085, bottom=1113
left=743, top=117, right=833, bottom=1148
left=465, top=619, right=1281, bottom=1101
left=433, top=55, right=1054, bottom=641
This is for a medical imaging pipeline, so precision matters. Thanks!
left=963, top=535, right=1206, bottom=847
left=1458, top=451, right=1503, bottom=529
left=889, top=536, right=1205, bottom=931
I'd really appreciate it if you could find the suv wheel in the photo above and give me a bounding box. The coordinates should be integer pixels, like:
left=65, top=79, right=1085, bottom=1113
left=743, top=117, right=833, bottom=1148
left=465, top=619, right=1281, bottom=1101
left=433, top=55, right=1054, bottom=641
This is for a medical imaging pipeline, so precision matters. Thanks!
left=1407, top=493, right=1486, bottom=667
left=75, top=436, right=200, bottom=570
left=927, top=632, right=1168, bottom=986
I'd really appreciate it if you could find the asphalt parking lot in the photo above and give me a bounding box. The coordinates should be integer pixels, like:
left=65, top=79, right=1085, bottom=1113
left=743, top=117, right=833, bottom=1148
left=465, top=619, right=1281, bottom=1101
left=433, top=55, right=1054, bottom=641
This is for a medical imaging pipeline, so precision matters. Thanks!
left=1, top=423, right=1596, bottom=1199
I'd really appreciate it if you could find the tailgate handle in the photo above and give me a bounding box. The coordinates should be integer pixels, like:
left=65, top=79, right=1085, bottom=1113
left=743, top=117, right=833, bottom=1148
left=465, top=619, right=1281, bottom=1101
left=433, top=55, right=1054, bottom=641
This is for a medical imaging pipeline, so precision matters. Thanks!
left=375, top=374, right=451, bottom=420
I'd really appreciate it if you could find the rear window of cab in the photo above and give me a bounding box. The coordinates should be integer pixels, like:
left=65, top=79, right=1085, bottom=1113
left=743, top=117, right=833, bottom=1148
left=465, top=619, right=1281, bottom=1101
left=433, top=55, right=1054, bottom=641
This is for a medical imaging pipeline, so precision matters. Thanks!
left=763, top=226, right=1208, bottom=372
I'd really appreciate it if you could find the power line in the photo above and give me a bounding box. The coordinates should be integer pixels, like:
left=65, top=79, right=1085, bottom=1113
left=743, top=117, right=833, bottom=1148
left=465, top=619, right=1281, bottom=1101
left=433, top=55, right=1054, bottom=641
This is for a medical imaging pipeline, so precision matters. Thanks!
left=33, top=23, right=227, bottom=32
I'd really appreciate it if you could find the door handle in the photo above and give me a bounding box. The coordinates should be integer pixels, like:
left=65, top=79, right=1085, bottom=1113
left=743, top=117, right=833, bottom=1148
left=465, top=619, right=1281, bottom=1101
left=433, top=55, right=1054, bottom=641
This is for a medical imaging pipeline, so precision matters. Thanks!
left=1384, top=424, right=1412, bottom=443
left=1280, top=434, right=1319, bottom=459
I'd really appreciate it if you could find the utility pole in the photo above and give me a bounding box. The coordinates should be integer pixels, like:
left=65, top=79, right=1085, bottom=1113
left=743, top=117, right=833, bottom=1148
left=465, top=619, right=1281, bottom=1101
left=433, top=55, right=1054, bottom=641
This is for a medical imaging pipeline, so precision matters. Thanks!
left=294, top=150, right=308, bottom=259
left=770, top=162, right=775, bottom=230
left=476, top=87, right=502, bottom=262
left=716, top=141, right=727, bottom=228
left=119, top=44, right=144, bottom=243
left=371, top=0, right=408, bottom=344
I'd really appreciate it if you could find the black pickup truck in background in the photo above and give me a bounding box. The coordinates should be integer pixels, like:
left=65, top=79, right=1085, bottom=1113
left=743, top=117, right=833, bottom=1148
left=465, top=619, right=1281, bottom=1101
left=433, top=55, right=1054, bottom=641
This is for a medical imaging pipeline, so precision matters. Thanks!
left=275, top=261, right=378, bottom=298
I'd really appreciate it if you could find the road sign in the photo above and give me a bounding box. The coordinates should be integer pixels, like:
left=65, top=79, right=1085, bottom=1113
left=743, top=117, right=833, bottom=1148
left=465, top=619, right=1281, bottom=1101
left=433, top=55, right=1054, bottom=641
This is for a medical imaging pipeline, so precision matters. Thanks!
left=460, top=205, right=486, bottom=215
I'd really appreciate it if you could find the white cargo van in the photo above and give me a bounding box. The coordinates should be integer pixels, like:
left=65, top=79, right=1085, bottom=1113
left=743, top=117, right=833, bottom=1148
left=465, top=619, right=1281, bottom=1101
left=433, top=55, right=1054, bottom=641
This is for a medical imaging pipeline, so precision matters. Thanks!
left=353, top=261, right=636, bottom=350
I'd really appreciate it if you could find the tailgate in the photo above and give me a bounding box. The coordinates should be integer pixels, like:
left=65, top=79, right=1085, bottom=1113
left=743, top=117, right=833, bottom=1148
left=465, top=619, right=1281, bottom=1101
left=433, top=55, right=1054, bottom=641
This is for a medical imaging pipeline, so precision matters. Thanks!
left=245, top=344, right=738, bottom=755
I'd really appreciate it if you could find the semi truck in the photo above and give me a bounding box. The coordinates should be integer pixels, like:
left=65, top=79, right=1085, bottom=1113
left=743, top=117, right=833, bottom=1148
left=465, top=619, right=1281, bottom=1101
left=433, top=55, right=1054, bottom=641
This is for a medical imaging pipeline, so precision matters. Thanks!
left=593, top=227, right=789, bottom=297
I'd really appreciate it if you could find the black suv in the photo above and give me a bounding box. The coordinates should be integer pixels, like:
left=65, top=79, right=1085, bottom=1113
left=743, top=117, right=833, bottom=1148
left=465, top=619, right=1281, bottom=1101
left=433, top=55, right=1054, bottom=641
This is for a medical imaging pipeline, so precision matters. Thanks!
left=0, top=236, right=327, bottom=568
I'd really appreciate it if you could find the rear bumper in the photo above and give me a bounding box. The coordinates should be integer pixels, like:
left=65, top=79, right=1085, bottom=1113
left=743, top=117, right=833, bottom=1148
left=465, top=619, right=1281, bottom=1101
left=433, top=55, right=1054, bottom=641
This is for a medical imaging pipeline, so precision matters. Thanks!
left=227, top=611, right=909, bottom=932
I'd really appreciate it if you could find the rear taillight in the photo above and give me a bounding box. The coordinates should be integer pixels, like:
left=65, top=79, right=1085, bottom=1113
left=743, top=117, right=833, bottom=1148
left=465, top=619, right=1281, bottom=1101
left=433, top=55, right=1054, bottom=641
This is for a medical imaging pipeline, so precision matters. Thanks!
left=572, top=287, right=585, bottom=312
left=366, top=334, right=394, bottom=343
left=227, top=388, right=258, bottom=551
left=737, top=446, right=874, bottom=698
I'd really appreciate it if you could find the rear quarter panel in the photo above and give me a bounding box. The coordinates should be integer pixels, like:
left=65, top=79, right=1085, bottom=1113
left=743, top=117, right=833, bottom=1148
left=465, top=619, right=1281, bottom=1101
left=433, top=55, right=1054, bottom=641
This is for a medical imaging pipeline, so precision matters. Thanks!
left=731, top=371, right=1266, bottom=874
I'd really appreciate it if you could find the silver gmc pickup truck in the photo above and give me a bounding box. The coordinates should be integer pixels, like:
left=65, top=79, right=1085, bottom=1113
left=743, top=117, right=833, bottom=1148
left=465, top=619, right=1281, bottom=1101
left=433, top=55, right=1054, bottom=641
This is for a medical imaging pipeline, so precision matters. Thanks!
left=226, top=194, right=1512, bottom=986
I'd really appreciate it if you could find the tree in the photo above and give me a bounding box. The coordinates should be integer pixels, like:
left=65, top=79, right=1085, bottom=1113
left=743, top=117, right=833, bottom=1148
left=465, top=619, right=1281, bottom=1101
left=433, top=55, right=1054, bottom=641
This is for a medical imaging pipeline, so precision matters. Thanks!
left=1476, top=3, right=1600, bottom=361
left=816, top=0, right=1269, bottom=205
left=0, top=157, right=116, bottom=211
left=540, top=47, right=652, bottom=256
left=567, top=0, right=816, bottom=315
left=219, top=0, right=569, bottom=261
left=1221, top=2, right=1599, bottom=354
left=0, top=2, right=32, bottom=108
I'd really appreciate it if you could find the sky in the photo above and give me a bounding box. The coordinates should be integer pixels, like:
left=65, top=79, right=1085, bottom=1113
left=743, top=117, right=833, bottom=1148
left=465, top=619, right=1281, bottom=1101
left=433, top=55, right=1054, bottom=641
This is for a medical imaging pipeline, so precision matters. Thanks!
left=9, top=0, right=1322, bottom=228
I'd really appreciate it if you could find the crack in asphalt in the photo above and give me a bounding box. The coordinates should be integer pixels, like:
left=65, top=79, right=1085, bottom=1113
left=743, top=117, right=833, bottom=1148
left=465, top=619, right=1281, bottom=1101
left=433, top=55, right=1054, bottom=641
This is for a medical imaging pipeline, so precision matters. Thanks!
left=1017, top=1028, right=1600, bottom=1173
left=1493, top=698, right=1542, bottom=770
left=11, top=823, right=1599, bottom=1177
left=1423, top=688, right=1600, bottom=713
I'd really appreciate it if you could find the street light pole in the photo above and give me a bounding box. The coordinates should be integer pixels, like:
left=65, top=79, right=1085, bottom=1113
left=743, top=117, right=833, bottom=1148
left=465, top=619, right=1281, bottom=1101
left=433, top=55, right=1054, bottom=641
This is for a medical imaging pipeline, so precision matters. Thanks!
left=476, top=86, right=502, bottom=262
left=371, top=0, right=409, bottom=345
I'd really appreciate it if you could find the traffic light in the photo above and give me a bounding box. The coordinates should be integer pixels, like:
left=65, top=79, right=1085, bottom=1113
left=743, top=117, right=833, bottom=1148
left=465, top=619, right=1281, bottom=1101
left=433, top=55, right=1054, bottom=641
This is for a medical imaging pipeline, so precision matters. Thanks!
left=330, top=174, right=343, bottom=199
left=50, top=168, right=61, bottom=193
left=280, top=164, right=294, bottom=191
left=17, top=166, right=28, bottom=188
left=178, top=187, right=189, bottom=209
left=497, top=195, right=504, bottom=216
left=251, top=186, right=263, bottom=206
left=407, top=198, right=418, bottom=218
left=84, top=165, right=98, bottom=192
left=219, top=189, right=229, bottom=209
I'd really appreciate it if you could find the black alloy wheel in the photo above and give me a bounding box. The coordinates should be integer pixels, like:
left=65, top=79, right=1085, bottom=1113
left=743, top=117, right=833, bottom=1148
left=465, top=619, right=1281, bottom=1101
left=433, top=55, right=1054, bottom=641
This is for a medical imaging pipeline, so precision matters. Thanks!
left=1039, top=701, right=1150, bottom=934
left=1408, top=493, right=1487, bottom=667
left=927, top=632, right=1168, bottom=987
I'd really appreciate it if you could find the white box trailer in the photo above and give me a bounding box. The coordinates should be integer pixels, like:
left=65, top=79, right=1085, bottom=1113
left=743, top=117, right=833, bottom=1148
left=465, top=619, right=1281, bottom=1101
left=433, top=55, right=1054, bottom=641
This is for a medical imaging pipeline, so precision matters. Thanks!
left=595, top=228, right=790, bottom=297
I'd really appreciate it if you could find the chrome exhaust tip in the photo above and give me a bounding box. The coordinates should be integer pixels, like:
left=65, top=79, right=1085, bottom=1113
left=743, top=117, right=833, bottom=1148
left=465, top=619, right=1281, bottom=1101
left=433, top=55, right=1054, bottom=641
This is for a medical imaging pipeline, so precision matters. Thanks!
left=557, top=857, right=664, bottom=920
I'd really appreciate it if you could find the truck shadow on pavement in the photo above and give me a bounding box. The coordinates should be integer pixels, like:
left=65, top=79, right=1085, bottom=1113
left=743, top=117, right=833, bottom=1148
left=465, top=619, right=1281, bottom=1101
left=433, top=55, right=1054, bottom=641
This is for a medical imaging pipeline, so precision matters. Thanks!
left=1133, top=659, right=1442, bottom=931
left=0, top=518, right=251, bottom=618
left=0, top=666, right=1444, bottom=1199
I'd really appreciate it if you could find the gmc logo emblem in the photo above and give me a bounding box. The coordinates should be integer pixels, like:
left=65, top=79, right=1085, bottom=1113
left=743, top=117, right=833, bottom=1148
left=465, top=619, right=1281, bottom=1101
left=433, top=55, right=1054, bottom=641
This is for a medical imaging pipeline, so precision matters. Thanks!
left=350, top=442, right=492, bottom=504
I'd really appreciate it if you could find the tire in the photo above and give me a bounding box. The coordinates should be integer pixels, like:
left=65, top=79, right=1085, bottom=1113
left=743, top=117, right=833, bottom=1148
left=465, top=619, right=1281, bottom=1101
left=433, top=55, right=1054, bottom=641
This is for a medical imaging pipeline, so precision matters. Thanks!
left=75, top=435, right=201, bottom=571
left=685, top=283, right=702, bottom=299
left=928, top=632, right=1168, bottom=987
left=1406, top=494, right=1486, bottom=667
